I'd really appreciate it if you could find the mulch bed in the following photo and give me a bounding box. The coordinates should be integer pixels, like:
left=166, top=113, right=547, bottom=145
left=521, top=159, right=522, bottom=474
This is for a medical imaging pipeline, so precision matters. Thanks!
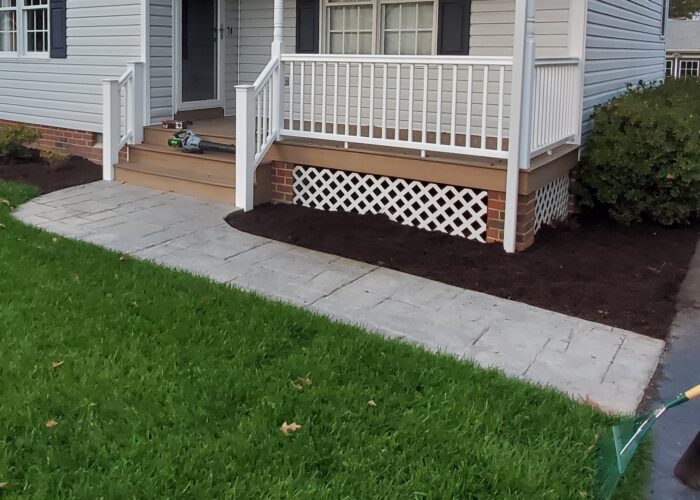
left=0, top=151, right=101, bottom=194
left=226, top=204, right=699, bottom=339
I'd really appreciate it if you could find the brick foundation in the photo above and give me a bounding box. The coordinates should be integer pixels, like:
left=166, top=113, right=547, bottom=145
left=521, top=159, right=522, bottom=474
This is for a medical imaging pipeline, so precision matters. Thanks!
left=487, top=190, right=536, bottom=251
left=270, top=161, right=295, bottom=203
left=0, top=119, right=102, bottom=164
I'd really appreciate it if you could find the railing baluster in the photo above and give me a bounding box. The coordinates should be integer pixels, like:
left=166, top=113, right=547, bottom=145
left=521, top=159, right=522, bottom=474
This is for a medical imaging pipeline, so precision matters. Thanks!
left=450, top=64, right=457, bottom=147
left=333, top=62, right=339, bottom=135
left=257, top=92, right=262, bottom=151
left=382, top=63, right=388, bottom=140
left=345, top=63, right=350, bottom=137
left=497, top=65, right=505, bottom=151
left=322, top=62, right=327, bottom=134
left=357, top=63, right=363, bottom=138
left=310, top=62, right=316, bottom=132
left=288, top=61, right=294, bottom=130
left=421, top=64, right=428, bottom=148
left=466, top=65, right=473, bottom=149
left=394, top=64, right=401, bottom=141
left=300, top=62, right=305, bottom=132
left=408, top=64, right=414, bottom=143
left=481, top=65, right=489, bottom=150
left=369, top=64, right=375, bottom=139
left=436, top=64, right=442, bottom=145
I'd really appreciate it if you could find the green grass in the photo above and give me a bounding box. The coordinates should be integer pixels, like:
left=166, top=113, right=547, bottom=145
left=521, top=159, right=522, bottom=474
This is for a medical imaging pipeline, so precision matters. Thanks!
left=0, top=180, right=646, bottom=499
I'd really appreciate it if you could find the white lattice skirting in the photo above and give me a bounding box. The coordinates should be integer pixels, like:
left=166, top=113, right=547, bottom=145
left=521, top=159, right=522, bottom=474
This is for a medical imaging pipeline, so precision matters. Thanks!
left=535, top=173, right=570, bottom=233
left=292, top=166, right=489, bottom=242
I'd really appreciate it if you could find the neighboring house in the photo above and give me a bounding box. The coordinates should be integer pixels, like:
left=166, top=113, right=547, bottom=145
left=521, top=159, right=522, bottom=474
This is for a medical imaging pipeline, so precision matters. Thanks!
left=666, top=19, right=700, bottom=78
left=0, top=0, right=668, bottom=252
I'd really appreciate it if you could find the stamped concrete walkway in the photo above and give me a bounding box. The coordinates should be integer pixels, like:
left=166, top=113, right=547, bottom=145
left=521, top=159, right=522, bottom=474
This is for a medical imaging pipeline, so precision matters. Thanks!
left=13, top=181, right=665, bottom=414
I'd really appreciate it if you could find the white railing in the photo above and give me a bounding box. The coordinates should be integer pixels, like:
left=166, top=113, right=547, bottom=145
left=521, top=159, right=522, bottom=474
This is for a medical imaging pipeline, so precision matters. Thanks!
left=235, top=57, right=282, bottom=210
left=102, top=61, right=144, bottom=181
left=530, top=58, right=579, bottom=157
left=280, top=54, right=513, bottom=159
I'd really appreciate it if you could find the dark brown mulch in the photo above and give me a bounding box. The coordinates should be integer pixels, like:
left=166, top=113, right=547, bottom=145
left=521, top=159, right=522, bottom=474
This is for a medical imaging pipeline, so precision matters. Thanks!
left=226, top=204, right=699, bottom=339
left=0, top=152, right=101, bottom=194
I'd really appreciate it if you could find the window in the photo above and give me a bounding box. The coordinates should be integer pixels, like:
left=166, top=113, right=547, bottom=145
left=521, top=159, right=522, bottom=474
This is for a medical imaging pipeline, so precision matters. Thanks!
left=0, top=0, right=17, bottom=53
left=0, top=0, right=49, bottom=55
left=679, top=59, right=700, bottom=78
left=661, top=0, right=667, bottom=37
left=665, top=59, right=674, bottom=78
left=324, top=0, right=438, bottom=55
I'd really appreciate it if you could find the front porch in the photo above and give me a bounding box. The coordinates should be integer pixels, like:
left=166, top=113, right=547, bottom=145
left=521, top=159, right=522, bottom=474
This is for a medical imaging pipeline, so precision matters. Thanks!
left=103, top=0, right=587, bottom=252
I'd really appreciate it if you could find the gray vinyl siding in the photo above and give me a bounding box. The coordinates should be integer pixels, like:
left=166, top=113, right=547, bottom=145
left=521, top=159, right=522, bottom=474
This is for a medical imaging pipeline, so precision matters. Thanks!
left=0, top=0, right=142, bottom=133
left=150, top=0, right=174, bottom=123
left=582, top=0, right=666, bottom=140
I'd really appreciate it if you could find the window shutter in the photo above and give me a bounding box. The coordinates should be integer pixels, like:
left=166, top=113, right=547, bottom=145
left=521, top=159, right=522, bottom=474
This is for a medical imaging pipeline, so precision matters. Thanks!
left=437, top=0, right=470, bottom=55
left=296, top=0, right=319, bottom=53
left=50, top=0, right=68, bottom=58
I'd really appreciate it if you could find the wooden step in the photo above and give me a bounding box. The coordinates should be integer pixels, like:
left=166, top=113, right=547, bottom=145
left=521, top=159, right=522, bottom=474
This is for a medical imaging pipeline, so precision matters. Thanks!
left=115, top=167, right=236, bottom=205
left=144, top=125, right=235, bottom=148
left=126, top=144, right=235, bottom=186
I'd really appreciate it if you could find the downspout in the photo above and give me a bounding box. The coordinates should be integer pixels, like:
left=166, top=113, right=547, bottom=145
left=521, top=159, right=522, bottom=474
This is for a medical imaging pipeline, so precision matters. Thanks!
left=504, top=0, right=536, bottom=253
left=237, top=0, right=241, bottom=84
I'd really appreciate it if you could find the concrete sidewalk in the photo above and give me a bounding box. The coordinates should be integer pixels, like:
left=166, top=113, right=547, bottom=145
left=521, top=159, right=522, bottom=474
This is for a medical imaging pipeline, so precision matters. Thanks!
left=13, top=181, right=665, bottom=414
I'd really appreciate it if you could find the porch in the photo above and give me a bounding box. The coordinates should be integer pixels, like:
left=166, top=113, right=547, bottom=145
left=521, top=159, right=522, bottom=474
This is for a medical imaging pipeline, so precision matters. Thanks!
left=103, top=0, right=587, bottom=252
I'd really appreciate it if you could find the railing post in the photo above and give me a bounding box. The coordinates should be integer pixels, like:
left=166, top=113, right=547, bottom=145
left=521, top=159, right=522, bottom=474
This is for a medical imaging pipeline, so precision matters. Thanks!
left=271, top=0, right=285, bottom=134
left=127, top=61, right=145, bottom=144
left=504, top=0, right=536, bottom=253
left=102, top=78, right=120, bottom=181
left=235, top=85, right=256, bottom=211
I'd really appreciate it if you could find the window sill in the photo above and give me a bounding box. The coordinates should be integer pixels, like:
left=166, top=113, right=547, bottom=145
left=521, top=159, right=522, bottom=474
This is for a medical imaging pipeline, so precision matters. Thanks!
left=0, top=53, right=51, bottom=60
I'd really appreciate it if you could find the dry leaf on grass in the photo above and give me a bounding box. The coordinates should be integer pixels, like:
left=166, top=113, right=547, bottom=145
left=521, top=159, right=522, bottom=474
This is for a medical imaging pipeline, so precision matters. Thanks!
left=581, top=396, right=601, bottom=410
left=0, top=198, right=10, bottom=207
left=52, top=237, right=58, bottom=243
left=367, top=400, right=378, bottom=408
left=280, top=421, right=302, bottom=434
left=290, top=382, right=303, bottom=390
left=72, top=275, right=80, bottom=284
left=119, top=255, right=129, bottom=262
left=51, top=360, right=65, bottom=369
left=0, top=223, right=5, bottom=229
left=0, top=482, right=7, bottom=489
left=45, top=419, right=58, bottom=429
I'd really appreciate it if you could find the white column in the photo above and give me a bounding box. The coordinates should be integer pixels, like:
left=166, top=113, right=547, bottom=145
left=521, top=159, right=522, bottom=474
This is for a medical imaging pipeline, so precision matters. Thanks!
left=503, top=0, right=536, bottom=253
left=271, top=0, right=286, bottom=133
left=569, top=0, right=588, bottom=145
left=127, top=62, right=145, bottom=144
left=236, top=85, right=257, bottom=210
left=271, top=0, right=285, bottom=58
left=102, top=78, right=121, bottom=181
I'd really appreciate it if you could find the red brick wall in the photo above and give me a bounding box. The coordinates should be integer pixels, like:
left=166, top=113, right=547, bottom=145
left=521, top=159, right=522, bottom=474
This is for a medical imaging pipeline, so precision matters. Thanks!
left=0, top=119, right=102, bottom=164
left=270, top=161, right=295, bottom=203
left=487, top=190, right=536, bottom=251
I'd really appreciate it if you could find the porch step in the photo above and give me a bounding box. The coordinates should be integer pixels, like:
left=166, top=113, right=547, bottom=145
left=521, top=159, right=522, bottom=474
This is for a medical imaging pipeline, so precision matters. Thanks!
left=115, top=143, right=236, bottom=204
left=144, top=124, right=235, bottom=148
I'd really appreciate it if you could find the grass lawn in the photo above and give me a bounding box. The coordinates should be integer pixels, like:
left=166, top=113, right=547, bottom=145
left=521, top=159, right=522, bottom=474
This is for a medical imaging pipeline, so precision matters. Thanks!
left=0, top=180, right=646, bottom=499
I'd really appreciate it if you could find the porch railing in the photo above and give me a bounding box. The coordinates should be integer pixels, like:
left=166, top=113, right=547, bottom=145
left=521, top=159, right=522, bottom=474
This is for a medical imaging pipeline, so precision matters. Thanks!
left=280, top=54, right=513, bottom=159
left=530, top=58, right=579, bottom=157
left=235, top=57, right=283, bottom=210
left=102, top=61, right=144, bottom=181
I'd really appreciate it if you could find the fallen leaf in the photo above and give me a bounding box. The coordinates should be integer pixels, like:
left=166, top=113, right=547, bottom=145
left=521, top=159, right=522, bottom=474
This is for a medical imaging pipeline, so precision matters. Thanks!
left=0, top=198, right=10, bottom=207
left=581, top=396, right=601, bottom=410
left=367, top=400, right=378, bottom=408
left=0, top=223, right=5, bottom=229
left=45, top=419, right=58, bottom=429
left=119, top=255, right=129, bottom=262
left=290, top=381, right=303, bottom=390
left=301, top=376, right=312, bottom=386
left=52, top=237, right=58, bottom=243
left=51, top=360, right=65, bottom=369
left=72, top=275, right=80, bottom=284
left=586, top=433, right=600, bottom=454
left=280, top=421, right=302, bottom=434
left=0, top=482, right=7, bottom=489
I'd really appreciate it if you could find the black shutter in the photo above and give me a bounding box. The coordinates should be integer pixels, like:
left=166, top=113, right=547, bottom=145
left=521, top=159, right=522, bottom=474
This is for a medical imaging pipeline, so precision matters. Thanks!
left=296, top=0, right=319, bottom=53
left=50, top=0, right=67, bottom=58
left=437, top=0, right=470, bottom=55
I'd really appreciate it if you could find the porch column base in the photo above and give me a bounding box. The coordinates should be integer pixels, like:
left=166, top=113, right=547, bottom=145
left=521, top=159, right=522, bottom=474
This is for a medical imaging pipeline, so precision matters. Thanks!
left=487, top=191, right=536, bottom=252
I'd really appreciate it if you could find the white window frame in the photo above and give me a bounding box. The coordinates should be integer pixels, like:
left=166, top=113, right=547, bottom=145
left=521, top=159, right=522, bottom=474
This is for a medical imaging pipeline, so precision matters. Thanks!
left=0, top=0, right=50, bottom=59
left=678, top=58, right=700, bottom=78
left=321, top=0, right=439, bottom=55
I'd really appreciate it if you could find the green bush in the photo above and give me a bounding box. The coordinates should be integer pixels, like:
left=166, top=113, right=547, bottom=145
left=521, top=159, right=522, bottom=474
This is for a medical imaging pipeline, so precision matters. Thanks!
left=577, top=78, right=700, bottom=225
left=0, top=125, right=40, bottom=160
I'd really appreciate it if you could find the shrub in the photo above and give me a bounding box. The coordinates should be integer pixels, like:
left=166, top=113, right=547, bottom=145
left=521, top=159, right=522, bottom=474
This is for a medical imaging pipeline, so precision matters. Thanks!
left=0, top=125, right=40, bottom=160
left=577, top=78, right=700, bottom=225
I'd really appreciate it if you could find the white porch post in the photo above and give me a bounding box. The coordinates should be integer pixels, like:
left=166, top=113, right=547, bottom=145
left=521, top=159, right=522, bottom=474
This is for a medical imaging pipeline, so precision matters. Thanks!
left=102, top=78, right=120, bottom=181
left=235, top=85, right=256, bottom=210
left=504, top=0, right=536, bottom=253
left=271, top=0, right=285, bottom=133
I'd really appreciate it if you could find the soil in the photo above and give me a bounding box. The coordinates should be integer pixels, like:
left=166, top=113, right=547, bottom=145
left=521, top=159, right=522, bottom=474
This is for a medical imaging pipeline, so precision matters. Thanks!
left=226, top=204, right=699, bottom=339
left=0, top=151, right=101, bottom=194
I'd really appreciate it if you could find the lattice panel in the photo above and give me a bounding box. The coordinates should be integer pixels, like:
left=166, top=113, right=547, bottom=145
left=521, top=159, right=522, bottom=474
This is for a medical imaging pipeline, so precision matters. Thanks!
left=293, top=166, right=488, bottom=242
left=535, top=173, right=569, bottom=233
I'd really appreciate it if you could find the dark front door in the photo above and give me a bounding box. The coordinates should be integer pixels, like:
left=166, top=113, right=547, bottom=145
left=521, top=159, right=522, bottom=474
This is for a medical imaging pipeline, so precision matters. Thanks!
left=181, top=0, right=219, bottom=103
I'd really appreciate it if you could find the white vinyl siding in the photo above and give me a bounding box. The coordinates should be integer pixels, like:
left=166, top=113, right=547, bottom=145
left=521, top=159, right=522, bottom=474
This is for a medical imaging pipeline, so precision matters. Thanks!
left=0, top=0, right=142, bottom=133
left=149, top=0, right=173, bottom=123
left=582, top=0, right=666, bottom=140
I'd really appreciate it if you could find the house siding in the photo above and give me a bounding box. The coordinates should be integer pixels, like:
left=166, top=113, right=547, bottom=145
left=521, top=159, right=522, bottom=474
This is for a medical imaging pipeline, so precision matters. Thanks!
left=582, top=0, right=666, bottom=140
left=0, top=0, right=143, bottom=134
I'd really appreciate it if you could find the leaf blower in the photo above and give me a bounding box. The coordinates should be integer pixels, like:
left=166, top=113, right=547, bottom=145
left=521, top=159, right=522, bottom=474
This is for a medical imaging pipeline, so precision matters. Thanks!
left=167, top=129, right=236, bottom=155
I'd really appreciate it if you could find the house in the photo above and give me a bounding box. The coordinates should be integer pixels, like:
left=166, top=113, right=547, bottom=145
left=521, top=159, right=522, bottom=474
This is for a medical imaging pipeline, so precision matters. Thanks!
left=0, top=0, right=668, bottom=252
left=666, top=19, right=700, bottom=78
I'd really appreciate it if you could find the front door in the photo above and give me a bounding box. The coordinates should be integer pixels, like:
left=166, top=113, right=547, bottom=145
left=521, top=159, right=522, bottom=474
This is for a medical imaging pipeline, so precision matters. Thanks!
left=177, top=0, right=221, bottom=110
